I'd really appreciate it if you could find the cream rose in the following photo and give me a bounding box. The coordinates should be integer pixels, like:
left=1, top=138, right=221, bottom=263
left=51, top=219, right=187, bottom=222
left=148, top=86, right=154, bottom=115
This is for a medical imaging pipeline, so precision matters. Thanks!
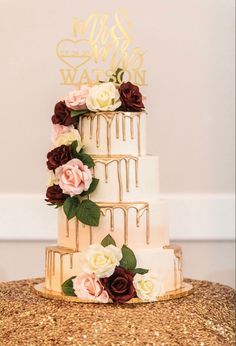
left=86, top=82, right=121, bottom=112
left=78, top=244, right=122, bottom=278
left=53, top=128, right=82, bottom=151
left=47, top=171, right=59, bottom=187
left=72, top=273, right=109, bottom=303
left=51, top=124, right=74, bottom=144
left=133, top=273, right=165, bottom=302
left=64, top=86, right=90, bottom=110
left=55, top=158, right=92, bottom=196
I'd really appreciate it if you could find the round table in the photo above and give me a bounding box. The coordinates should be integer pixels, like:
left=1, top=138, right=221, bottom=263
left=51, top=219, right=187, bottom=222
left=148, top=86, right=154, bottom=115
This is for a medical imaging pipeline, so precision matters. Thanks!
left=0, top=278, right=235, bottom=345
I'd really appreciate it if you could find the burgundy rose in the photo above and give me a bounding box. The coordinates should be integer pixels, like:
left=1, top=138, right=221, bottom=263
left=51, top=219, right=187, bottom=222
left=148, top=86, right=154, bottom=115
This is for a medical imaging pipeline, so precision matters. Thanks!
left=51, top=101, right=73, bottom=126
left=45, top=185, right=68, bottom=205
left=47, top=145, right=72, bottom=170
left=119, top=82, right=144, bottom=111
left=101, top=267, right=135, bottom=303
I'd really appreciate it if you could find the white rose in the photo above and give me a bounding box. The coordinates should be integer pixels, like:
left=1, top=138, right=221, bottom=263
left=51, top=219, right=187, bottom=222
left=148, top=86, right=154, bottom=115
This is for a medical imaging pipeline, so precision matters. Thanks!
left=86, top=82, right=121, bottom=112
left=78, top=244, right=122, bottom=278
left=133, top=273, right=166, bottom=302
left=54, top=128, right=83, bottom=150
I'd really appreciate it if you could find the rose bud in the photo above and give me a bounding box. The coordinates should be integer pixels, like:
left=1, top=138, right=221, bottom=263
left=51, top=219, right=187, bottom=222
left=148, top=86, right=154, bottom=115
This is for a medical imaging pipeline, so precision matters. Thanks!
left=101, top=266, right=135, bottom=303
left=119, top=82, right=144, bottom=111
left=47, top=145, right=72, bottom=170
left=45, top=185, right=68, bottom=204
left=51, top=101, right=73, bottom=126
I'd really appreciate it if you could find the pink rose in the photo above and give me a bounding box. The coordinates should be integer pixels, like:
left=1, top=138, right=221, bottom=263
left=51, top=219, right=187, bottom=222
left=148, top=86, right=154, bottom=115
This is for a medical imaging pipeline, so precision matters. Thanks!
left=51, top=124, right=74, bottom=144
left=64, top=86, right=90, bottom=110
left=72, top=273, right=109, bottom=303
left=55, top=158, right=92, bottom=196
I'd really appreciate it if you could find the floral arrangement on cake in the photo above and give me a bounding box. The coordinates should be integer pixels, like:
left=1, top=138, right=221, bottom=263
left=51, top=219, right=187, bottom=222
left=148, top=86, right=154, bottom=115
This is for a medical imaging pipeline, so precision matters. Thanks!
left=45, top=70, right=145, bottom=226
left=61, top=234, right=165, bottom=303
left=45, top=112, right=101, bottom=226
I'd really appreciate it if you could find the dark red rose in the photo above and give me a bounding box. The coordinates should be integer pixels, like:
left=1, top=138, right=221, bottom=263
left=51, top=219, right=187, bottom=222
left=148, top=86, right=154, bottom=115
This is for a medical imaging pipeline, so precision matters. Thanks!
left=101, top=267, right=135, bottom=303
left=51, top=101, right=73, bottom=126
left=47, top=145, right=72, bottom=170
left=45, top=185, right=68, bottom=205
left=119, top=82, right=144, bottom=111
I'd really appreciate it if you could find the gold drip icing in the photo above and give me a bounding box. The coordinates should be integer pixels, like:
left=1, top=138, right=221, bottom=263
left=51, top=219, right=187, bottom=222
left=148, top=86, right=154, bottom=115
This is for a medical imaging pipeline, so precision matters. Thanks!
left=117, top=159, right=123, bottom=201
left=46, top=247, right=75, bottom=290
left=66, top=219, right=69, bottom=238
left=79, top=112, right=143, bottom=156
left=122, top=113, right=126, bottom=141
left=92, top=155, right=139, bottom=201
left=109, top=208, right=114, bottom=231
left=135, top=159, right=139, bottom=187
left=69, top=253, right=73, bottom=270
left=48, top=250, right=52, bottom=289
left=52, top=252, right=56, bottom=275
left=60, top=256, right=63, bottom=288
left=145, top=207, right=150, bottom=244
left=136, top=114, right=141, bottom=155
left=89, top=116, right=94, bottom=139
left=130, top=116, right=134, bottom=139
left=99, top=202, right=150, bottom=245
left=75, top=218, right=79, bottom=251
left=125, top=159, right=129, bottom=192
left=116, top=114, right=119, bottom=139
left=89, top=226, right=93, bottom=245
left=164, top=245, right=183, bottom=289
left=63, top=216, right=93, bottom=251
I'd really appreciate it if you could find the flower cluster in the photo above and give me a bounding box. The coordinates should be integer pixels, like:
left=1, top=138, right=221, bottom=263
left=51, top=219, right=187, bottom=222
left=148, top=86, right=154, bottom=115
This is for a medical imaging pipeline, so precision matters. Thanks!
left=62, top=235, right=165, bottom=303
left=45, top=97, right=101, bottom=226
left=53, top=80, right=144, bottom=122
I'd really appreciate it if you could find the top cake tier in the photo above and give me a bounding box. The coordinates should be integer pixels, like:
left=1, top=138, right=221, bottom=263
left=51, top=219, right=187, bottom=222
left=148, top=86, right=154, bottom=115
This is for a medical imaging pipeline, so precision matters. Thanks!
left=78, top=111, right=146, bottom=156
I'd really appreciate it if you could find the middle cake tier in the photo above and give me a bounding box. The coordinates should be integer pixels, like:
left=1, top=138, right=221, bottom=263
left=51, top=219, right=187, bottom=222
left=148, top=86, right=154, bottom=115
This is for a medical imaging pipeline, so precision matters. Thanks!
left=58, top=200, right=169, bottom=251
left=92, top=155, right=160, bottom=202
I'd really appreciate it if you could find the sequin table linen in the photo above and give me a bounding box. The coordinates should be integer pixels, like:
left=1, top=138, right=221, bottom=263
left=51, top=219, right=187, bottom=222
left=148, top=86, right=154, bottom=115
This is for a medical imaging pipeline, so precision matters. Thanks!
left=0, top=278, right=235, bottom=345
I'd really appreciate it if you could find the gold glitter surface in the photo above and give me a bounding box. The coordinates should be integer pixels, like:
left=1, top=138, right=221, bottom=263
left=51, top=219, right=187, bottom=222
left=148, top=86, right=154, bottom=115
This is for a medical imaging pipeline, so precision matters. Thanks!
left=0, top=278, right=235, bottom=346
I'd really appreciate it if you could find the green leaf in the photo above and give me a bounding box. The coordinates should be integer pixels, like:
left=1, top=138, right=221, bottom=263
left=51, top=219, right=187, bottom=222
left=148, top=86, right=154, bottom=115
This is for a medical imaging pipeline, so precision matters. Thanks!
left=70, top=142, right=94, bottom=168
left=71, top=140, right=79, bottom=156
left=63, top=196, right=80, bottom=220
left=76, top=153, right=95, bottom=168
left=101, top=234, right=117, bottom=247
left=76, top=200, right=100, bottom=226
left=71, top=109, right=88, bottom=117
left=55, top=203, right=64, bottom=209
left=81, top=178, right=99, bottom=196
left=120, top=245, right=137, bottom=271
left=132, top=268, right=149, bottom=275
left=61, top=276, right=76, bottom=296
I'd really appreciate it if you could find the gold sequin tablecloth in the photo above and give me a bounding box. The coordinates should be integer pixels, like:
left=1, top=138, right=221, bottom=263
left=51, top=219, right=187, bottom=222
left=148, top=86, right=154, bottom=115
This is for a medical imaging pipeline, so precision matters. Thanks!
left=0, top=278, right=235, bottom=345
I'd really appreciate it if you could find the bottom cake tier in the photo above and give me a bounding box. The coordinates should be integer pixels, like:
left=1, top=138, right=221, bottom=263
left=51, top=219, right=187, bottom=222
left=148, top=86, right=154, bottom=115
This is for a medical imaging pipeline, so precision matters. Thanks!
left=44, top=244, right=183, bottom=294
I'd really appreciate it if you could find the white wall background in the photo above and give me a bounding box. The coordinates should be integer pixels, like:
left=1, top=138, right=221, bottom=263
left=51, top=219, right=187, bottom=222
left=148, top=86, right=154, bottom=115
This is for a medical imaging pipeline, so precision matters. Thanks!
left=0, top=0, right=235, bottom=285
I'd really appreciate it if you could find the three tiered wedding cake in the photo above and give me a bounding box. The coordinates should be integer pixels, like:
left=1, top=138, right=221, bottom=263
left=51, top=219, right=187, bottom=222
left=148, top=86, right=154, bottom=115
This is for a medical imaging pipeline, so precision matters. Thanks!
left=41, top=75, right=185, bottom=303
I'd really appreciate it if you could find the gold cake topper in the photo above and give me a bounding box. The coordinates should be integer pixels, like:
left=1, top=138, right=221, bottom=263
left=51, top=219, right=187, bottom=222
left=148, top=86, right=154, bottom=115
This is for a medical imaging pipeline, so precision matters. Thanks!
left=56, top=10, right=147, bottom=88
